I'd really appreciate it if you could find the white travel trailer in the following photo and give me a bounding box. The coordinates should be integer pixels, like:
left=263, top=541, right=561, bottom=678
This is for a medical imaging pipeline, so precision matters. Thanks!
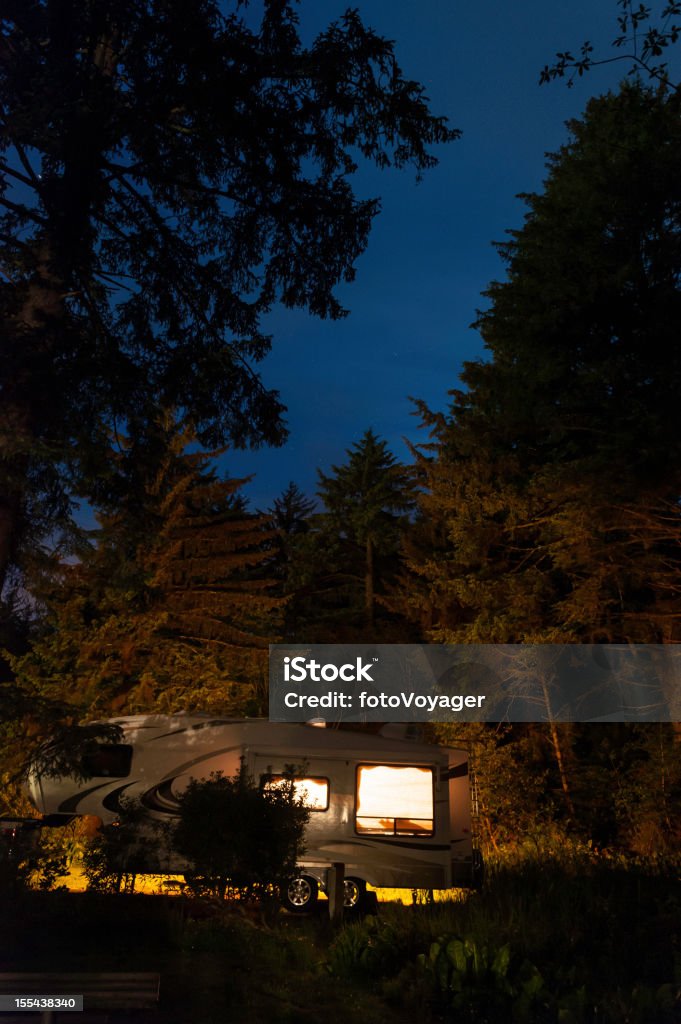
left=27, top=716, right=478, bottom=909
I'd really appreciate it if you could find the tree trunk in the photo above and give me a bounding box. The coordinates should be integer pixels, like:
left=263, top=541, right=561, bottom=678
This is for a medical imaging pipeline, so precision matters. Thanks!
left=546, top=719, right=575, bottom=818
left=0, top=244, right=64, bottom=590
left=533, top=657, right=575, bottom=818
left=0, top=493, right=21, bottom=597
left=364, top=535, right=374, bottom=626
left=0, top=24, right=119, bottom=589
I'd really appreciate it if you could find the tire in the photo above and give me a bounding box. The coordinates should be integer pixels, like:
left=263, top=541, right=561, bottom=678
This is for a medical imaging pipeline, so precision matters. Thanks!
left=343, top=876, right=366, bottom=910
left=284, top=874, right=318, bottom=913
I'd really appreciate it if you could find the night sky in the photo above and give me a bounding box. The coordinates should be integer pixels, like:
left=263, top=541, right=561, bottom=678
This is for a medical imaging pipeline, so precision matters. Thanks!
left=222, top=1, right=652, bottom=510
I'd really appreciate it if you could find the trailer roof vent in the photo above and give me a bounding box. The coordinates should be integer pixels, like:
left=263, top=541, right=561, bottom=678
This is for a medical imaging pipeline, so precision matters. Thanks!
left=378, top=724, right=421, bottom=741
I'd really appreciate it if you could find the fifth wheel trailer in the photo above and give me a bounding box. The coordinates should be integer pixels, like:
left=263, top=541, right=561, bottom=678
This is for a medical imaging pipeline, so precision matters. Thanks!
left=27, top=716, right=479, bottom=908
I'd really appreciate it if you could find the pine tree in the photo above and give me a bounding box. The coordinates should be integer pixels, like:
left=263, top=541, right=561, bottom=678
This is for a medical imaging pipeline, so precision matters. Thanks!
left=0, top=0, right=458, bottom=591
left=408, top=83, right=681, bottom=647
left=264, top=482, right=316, bottom=641
left=148, top=466, right=282, bottom=710
left=399, top=84, right=681, bottom=855
left=10, top=433, right=281, bottom=718
left=317, top=430, right=416, bottom=628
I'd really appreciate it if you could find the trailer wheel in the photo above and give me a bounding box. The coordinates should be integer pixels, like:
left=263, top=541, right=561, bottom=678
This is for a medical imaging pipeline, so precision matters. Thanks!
left=284, top=875, right=318, bottom=912
left=343, top=877, right=366, bottom=910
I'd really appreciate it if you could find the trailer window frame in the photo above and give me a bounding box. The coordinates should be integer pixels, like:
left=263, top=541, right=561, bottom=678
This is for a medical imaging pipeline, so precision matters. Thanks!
left=260, top=774, right=330, bottom=812
left=81, top=743, right=134, bottom=779
left=354, top=764, right=435, bottom=837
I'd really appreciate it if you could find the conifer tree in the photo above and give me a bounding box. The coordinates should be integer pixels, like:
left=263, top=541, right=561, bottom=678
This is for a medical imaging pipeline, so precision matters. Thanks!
left=9, top=431, right=280, bottom=718
left=0, top=0, right=458, bottom=591
left=400, top=84, right=681, bottom=853
left=265, top=481, right=316, bottom=593
left=408, top=83, right=681, bottom=647
left=317, top=430, right=416, bottom=628
left=264, top=482, right=316, bottom=641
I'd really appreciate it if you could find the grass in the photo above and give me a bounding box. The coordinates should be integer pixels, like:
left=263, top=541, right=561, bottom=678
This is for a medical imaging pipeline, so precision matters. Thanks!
left=326, top=858, right=681, bottom=1023
left=0, top=891, right=411, bottom=1024
left=2, top=857, right=680, bottom=1023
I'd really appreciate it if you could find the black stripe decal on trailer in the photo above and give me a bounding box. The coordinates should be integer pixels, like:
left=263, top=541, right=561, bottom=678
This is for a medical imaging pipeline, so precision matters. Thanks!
left=102, top=783, right=137, bottom=813
left=328, top=838, right=452, bottom=853
left=140, top=779, right=182, bottom=815
left=58, top=780, right=116, bottom=814
left=154, top=745, right=244, bottom=779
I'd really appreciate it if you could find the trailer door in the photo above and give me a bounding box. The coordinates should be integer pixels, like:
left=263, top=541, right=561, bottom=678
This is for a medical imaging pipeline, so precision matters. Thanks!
left=448, top=752, right=473, bottom=886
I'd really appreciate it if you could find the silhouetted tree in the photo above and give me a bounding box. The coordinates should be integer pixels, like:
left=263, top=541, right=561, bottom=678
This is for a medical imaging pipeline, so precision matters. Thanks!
left=317, top=430, right=416, bottom=627
left=266, top=482, right=316, bottom=587
left=0, top=0, right=458, bottom=590
left=408, top=84, right=681, bottom=647
left=540, top=0, right=681, bottom=92
left=264, top=482, right=316, bottom=640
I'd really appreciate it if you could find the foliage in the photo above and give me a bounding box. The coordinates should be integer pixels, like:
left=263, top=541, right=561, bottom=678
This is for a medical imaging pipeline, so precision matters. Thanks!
left=8, top=429, right=279, bottom=719
left=328, top=861, right=681, bottom=1023
left=143, top=452, right=282, bottom=710
left=328, top=914, right=432, bottom=981
left=264, top=481, right=317, bottom=641
left=0, top=818, right=81, bottom=895
left=434, top=721, right=681, bottom=859
left=268, top=482, right=317, bottom=544
left=291, top=430, right=417, bottom=638
left=80, top=800, right=160, bottom=894
left=0, top=821, right=39, bottom=894
left=406, top=83, right=681, bottom=647
left=540, top=0, right=681, bottom=92
left=0, top=0, right=457, bottom=589
left=419, top=936, right=547, bottom=1022
left=172, top=763, right=309, bottom=900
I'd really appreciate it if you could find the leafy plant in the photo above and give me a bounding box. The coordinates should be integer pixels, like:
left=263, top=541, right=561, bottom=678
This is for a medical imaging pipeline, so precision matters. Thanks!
left=418, top=935, right=547, bottom=1022
left=0, top=818, right=78, bottom=894
left=172, top=762, right=309, bottom=901
left=81, top=800, right=158, bottom=893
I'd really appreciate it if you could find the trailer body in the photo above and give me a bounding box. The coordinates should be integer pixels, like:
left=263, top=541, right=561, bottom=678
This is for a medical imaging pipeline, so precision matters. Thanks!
left=27, top=716, right=476, bottom=894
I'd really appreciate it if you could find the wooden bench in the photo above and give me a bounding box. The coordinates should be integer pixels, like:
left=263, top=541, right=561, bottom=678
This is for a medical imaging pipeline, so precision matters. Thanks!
left=0, top=972, right=160, bottom=1023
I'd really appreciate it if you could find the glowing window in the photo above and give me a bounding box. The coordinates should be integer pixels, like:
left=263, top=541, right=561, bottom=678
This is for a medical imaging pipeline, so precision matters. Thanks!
left=356, top=765, right=434, bottom=835
left=262, top=776, right=329, bottom=811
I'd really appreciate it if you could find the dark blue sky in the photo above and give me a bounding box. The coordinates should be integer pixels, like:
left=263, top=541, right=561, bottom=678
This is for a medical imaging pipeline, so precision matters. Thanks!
left=223, top=1, right=646, bottom=510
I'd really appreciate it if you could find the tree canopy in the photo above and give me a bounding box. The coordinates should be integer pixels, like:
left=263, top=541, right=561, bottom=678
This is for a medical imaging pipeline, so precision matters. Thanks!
left=541, top=0, right=681, bottom=93
left=407, top=82, right=681, bottom=645
left=8, top=430, right=279, bottom=727
left=0, top=0, right=458, bottom=588
left=316, top=429, right=416, bottom=628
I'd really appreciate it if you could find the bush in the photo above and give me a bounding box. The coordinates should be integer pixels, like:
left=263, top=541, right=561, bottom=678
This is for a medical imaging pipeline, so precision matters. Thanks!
left=81, top=801, right=159, bottom=893
left=0, top=819, right=77, bottom=894
left=172, top=762, right=309, bottom=900
left=327, top=861, right=681, bottom=1023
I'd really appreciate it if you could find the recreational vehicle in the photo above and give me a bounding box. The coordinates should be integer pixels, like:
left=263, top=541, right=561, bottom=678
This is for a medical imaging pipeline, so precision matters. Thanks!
left=27, top=716, right=477, bottom=909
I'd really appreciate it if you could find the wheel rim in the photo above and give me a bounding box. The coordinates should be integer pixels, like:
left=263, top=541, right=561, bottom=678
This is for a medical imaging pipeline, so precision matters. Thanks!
left=343, top=879, right=361, bottom=908
left=288, top=877, right=313, bottom=907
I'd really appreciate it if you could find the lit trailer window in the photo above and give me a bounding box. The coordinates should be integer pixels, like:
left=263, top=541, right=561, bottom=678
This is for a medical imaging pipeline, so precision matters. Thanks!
left=355, top=764, right=434, bottom=836
left=262, top=775, right=330, bottom=811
